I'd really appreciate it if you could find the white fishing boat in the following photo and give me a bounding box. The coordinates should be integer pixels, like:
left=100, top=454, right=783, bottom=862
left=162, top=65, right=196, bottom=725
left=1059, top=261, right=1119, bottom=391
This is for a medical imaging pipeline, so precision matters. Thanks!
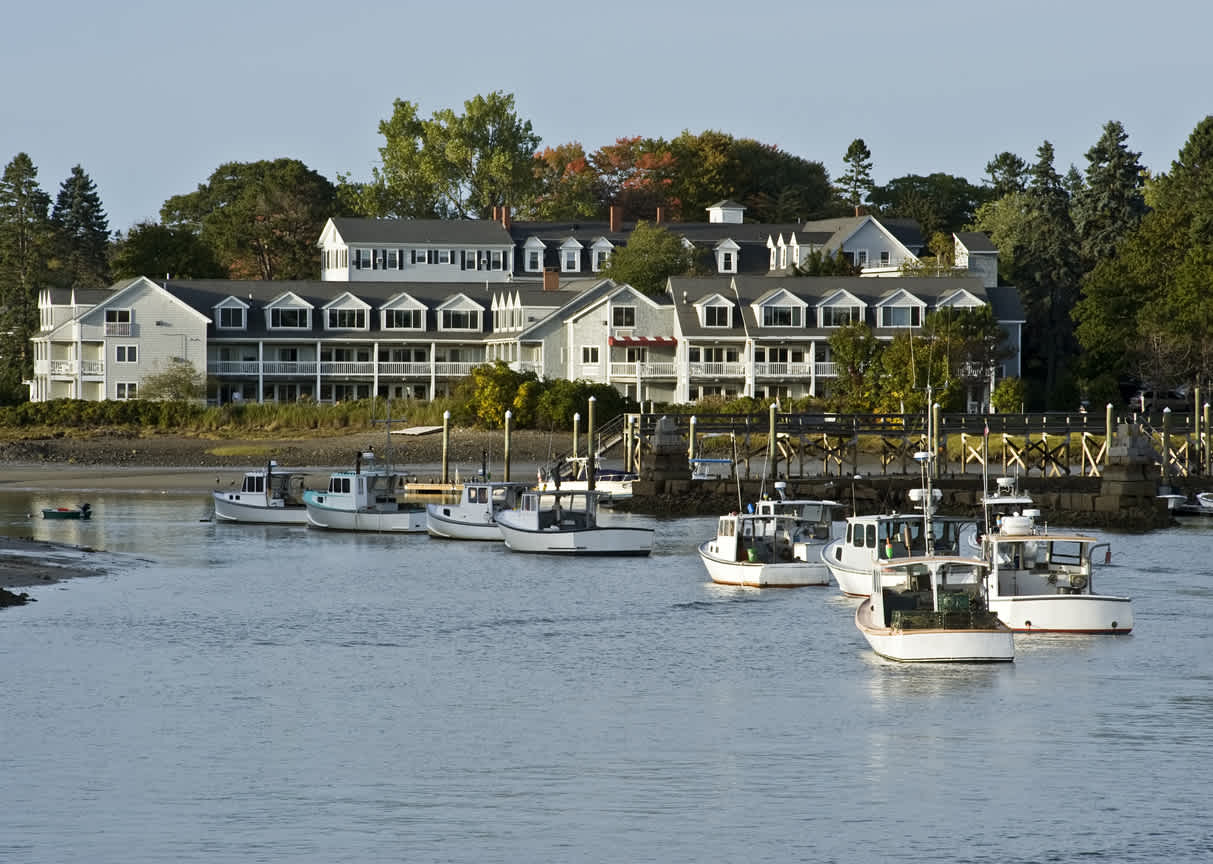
left=426, top=480, right=531, bottom=541
left=698, top=511, right=831, bottom=587
left=495, top=488, right=654, bottom=555
left=854, top=451, right=1013, bottom=663
left=969, top=474, right=1132, bottom=633
left=855, top=555, right=1014, bottom=663
left=213, top=462, right=308, bottom=525
left=537, top=457, right=636, bottom=504
left=754, top=483, right=841, bottom=573
left=980, top=522, right=1131, bottom=633
left=822, top=504, right=977, bottom=597
left=302, top=450, right=426, bottom=533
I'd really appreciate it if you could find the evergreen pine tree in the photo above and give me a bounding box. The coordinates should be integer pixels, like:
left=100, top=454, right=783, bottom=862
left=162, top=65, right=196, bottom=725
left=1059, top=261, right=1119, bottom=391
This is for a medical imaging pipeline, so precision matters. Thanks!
left=51, top=164, right=111, bottom=291
left=839, top=139, right=874, bottom=211
left=1073, top=121, right=1147, bottom=264
left=1014, top=141, right=1083, bottom=406
left=0, top=153, right=54, bottom=400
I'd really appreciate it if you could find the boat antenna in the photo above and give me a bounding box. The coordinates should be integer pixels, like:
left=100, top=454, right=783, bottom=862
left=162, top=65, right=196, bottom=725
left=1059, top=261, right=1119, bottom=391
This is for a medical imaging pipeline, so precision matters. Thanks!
left=731, top=431, right=743, bottom=513
left=981, top=416, right=991, bottom=538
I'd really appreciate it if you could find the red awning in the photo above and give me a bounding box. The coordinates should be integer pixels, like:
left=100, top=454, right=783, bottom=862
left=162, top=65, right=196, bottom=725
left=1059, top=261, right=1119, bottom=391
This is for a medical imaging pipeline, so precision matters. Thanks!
left=608, top=336, right=677, bottom=346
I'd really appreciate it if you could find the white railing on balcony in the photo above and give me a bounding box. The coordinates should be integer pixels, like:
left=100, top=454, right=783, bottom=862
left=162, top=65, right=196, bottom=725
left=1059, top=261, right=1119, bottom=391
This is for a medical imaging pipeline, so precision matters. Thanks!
left=209, top=361, right=265, bottom=376
left=754, top=362, right=812, bottom=377
left=688, top=362, right=747, bottom=378
left=320, top=362, right=375, bottom=376
left=608, top=362, right=678, bottom=378
left=43, top=360, right=105, bottom=377
left=378, top=362, right=434, bottom=376
left=104, top=322, right=131, bottom=337
left=261, top=361, right=318, bottom=376
left=434, top=362, right=477, bottom=376
left=513, top=361, right=543, bottom=374
left=815, top=362, right=838, bottom=377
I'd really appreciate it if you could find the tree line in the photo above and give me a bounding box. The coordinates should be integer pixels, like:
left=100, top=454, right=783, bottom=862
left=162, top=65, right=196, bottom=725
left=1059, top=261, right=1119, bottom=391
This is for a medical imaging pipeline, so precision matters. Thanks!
left=2, top=90, right=1210, bottom=409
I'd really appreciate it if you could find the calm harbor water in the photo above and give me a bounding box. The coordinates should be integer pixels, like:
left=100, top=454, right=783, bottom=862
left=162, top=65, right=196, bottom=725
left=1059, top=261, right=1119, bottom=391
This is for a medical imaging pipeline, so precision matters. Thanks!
left=1, top=488, right=1212, bottom=863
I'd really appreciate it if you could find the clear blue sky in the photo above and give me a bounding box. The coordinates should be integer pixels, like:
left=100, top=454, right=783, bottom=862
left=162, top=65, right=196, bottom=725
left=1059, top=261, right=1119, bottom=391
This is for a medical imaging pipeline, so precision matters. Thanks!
left=4, top=0, right=1210, bottom=234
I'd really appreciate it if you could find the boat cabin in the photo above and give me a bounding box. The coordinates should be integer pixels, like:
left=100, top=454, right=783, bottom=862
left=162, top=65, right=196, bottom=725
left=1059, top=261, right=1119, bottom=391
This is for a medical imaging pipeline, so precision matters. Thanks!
left=984, top=532, right=1100, bottom=597
left=754, top=498, right=839, bottom=542
left=515, top=489, right=603, bottom=531
left=712, top=512, right=802, bottom=563
left=842, top=514, right=975, bottom=561
left=238, top=466, right=306, bottom=507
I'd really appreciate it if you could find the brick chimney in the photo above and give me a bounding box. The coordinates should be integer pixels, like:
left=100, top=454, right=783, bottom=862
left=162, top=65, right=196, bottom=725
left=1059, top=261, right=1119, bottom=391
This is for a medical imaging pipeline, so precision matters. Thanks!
left=609, top=205, right=622, bottom=233
left=655, top=206, right=665, bottom=225
left=491, top=205, right=499, bottom=221
left=501, top=205, right=511, bottom=229
left=543, top=267, right=559, bottom=291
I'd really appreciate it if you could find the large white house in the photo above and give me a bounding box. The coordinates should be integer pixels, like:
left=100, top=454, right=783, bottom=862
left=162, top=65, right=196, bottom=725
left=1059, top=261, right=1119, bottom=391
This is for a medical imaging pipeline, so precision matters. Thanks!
left=27, top=214, right=1022, bottom=407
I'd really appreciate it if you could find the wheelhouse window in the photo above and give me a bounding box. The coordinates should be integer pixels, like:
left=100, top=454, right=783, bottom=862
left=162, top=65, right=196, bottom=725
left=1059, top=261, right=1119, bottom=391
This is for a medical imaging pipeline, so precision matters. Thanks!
left=762, top=305, right=801, bottom=327
left=612, top=306, right=635, bottom=327
left=327, top=308, right=366, bottom=329
left=270, top=308, right=309, bottom=329
left=218, top=307, right=245, bottom=328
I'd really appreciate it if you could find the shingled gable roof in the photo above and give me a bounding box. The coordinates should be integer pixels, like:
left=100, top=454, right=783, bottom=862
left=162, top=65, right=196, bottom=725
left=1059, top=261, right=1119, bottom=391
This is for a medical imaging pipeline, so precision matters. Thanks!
left=325, top=217, right=511, bottom=246
left=954, top=231, right=998, bottom=253
left=667, top=277, right=746, bottom=340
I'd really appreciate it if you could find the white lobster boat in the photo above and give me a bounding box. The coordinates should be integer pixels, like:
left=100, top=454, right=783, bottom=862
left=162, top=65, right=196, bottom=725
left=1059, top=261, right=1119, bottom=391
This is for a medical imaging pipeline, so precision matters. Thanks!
left=822, top=505, right=978, bottom=597
left=426, top=481, right=531, bottom=541
left=855, top=555, right=1014, bottom=663
left=698, top=512, right=831, bottom=587
left=302, top=451, right=425, bottom=533
left=213, top=462, right=308, bottom=525
left=495, top=489, right=654, bottom=555
left=854, top=451, right=1013, bottom=663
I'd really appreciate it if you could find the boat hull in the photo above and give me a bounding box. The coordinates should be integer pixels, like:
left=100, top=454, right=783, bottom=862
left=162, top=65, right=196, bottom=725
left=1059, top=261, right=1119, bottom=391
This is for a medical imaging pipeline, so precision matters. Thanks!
left=212, top=492, right=308, bottom=525
left=699, top=543, right=830, bottom=587
left=425, top=505, right=502, bottom=541
left=495, top=519, right=653, bottom=555
left=41, top=508, right=89, bottom=520
left=990, top=594, right=1133, bottom=633
left=855, top=599, right=1014, bottom=662
left=304, top=500, right=426, bottom=533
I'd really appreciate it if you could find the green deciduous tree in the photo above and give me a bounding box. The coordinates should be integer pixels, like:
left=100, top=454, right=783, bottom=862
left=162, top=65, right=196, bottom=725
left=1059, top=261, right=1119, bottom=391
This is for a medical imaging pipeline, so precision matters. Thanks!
left=363, top=92, right=541, bottom=220
left=50, top=164, right=110, bottom=291
left=601, top=221, right=694, bottom=294
left=0, top=152, right=54, bottom=401
left=109, top=221, right=226, bottom=280
left=454, top=361, right=539, bottom=429
left=138, top=361, right=207, bottom=401
left=869, top=173, right=992, bottom=239
left=161, top=158, right=339, bottom=280
left=839, top=138, right=875, bottom=211
left=825, top=322, right=882, bottom=413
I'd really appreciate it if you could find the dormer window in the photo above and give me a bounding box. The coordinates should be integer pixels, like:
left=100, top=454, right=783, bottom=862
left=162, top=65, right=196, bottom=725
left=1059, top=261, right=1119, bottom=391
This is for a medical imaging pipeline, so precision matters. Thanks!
left=384, top=308, right=423, bottom=329
left=880, top=304, right=922, bottom=327
left=270, top=308, right=309, bottom=329
left=327, top=308, right=366, bottom=329
left=441, top=309, right=480, bottom=330
left=563, top=249, right=579, bottom=271
left=593, top=249, right=610, bottom=271
left=527, top=249, right=541, bottom=271
left=704, top=305, right=731, bottom=327
left=217, top=307, right=245, bottom=329
left=822, top=305, right=862, bottom=327
left=720, top=252, right=734, bottom=272
left=762, top=305, right=801, bottom=327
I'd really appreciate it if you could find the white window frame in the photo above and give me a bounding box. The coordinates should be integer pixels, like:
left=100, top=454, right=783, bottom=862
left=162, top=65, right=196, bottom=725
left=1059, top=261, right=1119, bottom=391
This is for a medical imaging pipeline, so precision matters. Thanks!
left=270, top=307, right=310, bottom=329
left=217, top=307, right=245, bottom=329
left=115, top=381, right=137, bottom=400
left=762, top=305, right=801, bottom=327
left=593, top=249, right=610, bottom=271
left=704, top=305, right=730, bottom=327
left=562, top=249, right=579, bottom=272
left=116, top=344, right=137, bottom=363
left=384, top=308, right=424, bottom=330
left=581, top=346, right=599, bottom=364
left=612, top=306, right=635, bottom=328
left=880, top=305, right=922, bottom=328
left=440, top=309, right=480, bottom=331
left=527, top=249, right=541, bottom=272
left=326, top=308, right=367, bottom=330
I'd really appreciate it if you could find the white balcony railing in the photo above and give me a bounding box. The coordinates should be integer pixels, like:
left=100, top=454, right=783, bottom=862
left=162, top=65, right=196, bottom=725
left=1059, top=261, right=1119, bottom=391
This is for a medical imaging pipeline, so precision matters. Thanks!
left=815, top=362, right=838, bottom=377
left=688, top=362, right=747, bottom=378
left=434, top=362, right=477, bottom=376
left=42, top=360, right=105, bottom=377
left=754, top=362, right=813, bottom=377
left=104, top=322, right=131, bottom=337
left=608, top=362, right=678, bottom=378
